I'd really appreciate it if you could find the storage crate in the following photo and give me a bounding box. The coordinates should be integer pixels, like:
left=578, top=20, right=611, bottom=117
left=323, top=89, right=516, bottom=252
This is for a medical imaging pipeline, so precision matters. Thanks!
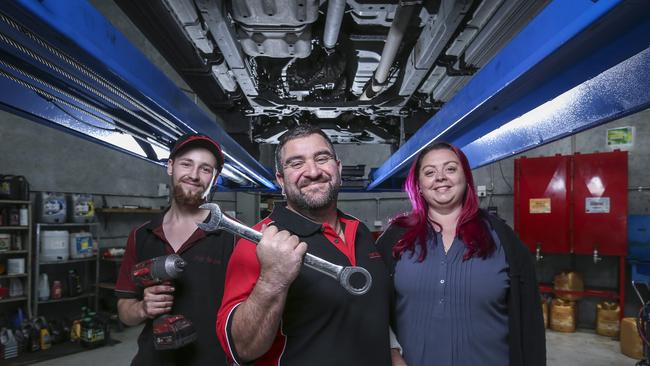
left=630, top=261, right=650, bottom=283
left=629, top=215, right=650, bottom=260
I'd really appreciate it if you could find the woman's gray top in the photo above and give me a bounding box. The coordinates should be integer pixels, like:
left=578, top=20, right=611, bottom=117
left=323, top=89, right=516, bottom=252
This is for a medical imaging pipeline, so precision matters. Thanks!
left=394, top=229, right=510, bottom=366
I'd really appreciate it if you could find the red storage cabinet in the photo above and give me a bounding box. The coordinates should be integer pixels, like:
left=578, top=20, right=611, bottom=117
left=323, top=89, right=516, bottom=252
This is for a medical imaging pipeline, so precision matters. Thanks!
left=514, top=155, right=570, bottom=254
left=572, top=151, right=628, bottom=256
left=514, top=151, right=628, bottom=316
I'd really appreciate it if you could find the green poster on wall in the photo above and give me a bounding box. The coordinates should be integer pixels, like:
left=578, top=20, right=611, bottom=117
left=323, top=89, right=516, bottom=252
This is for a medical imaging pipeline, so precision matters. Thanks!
left=606, top=126, right=634, bottom=148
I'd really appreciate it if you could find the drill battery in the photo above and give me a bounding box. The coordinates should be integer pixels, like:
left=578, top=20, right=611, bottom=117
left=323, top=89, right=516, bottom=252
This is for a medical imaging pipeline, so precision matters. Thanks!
left=153, top=315, right=197, bottom=350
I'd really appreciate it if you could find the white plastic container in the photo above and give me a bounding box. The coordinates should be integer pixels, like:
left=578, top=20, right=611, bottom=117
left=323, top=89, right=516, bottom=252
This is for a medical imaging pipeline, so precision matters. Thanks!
left=38, top=273, right=50, bottom=301
left=7, top=258, right=24, bottom=274
left=9, top=278, right=24, bottom=297
left=39, top=192, right=67, bottom=223
left=0, top=233, right=10, bottom=251
left=41, top=230, right=69, bottom=262
left=19, top=205, right=28, bottom=226
left=69, top=194, right=95, bottom=223
left=69, top=232, right=94, bottom=258
left=0, top=328, right=18, bottom=358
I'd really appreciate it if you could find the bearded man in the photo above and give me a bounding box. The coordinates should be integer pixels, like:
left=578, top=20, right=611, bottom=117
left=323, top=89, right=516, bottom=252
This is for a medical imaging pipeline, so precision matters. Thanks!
left=116, top=133, right=234, bottom=366
left=216, top=125, right=391, bottom=366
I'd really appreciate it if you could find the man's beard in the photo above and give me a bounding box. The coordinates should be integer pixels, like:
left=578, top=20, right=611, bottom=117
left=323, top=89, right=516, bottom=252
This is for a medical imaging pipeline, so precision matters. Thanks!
left=172, top=181, right=206, bottom=207
left=285, top=178, right=341, bottom=211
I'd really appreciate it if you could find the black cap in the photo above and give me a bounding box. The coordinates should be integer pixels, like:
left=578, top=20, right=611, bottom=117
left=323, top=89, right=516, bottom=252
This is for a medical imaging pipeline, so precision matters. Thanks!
left=170, top=133, right=224, bottom=173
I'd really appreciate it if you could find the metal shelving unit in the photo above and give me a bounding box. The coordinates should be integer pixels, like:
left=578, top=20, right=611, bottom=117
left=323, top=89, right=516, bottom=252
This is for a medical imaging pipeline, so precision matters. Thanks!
left=37, top=292, right=95, bottom=304
left=96, top=208, right=158, bottom=314
left=0, top=296, right=28, bottom=304
left=96, top=208, right=163, bottom=214
left=33, top=222, right=99, bottom=316
left=0, top=200, right=32, bottom=317
left=40, top=256, right=97, bottom=265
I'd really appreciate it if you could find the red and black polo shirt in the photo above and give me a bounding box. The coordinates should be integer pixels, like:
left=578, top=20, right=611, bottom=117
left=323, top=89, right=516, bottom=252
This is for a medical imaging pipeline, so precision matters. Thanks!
left=216, top=203, right=391, bottom=366
left=115, top=211, right=234, bottom=366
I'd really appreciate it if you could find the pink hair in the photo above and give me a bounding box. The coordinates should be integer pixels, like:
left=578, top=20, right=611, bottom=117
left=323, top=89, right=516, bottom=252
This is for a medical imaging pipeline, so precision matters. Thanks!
left=391, top=142, right=495, bottom=261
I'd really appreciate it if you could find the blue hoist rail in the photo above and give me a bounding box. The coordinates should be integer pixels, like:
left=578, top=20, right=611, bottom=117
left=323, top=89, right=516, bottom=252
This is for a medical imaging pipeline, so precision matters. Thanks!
left=368, top=0, right=650, bottom=190
left=0, top=0, right=277, bottom=190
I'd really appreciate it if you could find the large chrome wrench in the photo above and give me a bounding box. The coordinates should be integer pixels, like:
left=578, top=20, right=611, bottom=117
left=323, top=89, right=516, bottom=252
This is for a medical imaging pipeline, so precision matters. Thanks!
left=198, top=202, right=372, bottom=296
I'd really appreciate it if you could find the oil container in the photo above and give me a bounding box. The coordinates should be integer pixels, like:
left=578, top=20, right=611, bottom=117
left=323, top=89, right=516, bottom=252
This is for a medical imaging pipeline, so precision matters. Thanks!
left=69, top=232, right=94, bottom=259
left=620, top=317, right=643, bottom=359
left=40, top=230, right=69, bottom=262
left=69, top=194, right=95, bottom=223
left=550, top=298, right=577, bottom=333
left=38, top=192, right=66, bottom=223
left=596, top=301, right=620, bottom=337
left=553, top=271, right=584, bottom=301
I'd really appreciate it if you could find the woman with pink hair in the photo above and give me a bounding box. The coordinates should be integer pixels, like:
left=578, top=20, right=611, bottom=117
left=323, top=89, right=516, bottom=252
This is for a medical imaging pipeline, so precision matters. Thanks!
left=377, top=142, right=545, bottom=366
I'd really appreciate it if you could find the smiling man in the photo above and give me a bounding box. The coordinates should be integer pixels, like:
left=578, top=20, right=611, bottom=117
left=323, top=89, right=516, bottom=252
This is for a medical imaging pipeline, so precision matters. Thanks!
left=115, top=133, right=234, bottom=366
left=216, top=125, right=391, bottom=366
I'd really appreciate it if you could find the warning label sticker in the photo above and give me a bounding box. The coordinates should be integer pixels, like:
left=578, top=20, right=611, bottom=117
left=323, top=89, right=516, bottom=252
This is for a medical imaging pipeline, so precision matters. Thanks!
left=529, top=198, right=551, bottom=214
left=586, top=197, right=610, bottom=213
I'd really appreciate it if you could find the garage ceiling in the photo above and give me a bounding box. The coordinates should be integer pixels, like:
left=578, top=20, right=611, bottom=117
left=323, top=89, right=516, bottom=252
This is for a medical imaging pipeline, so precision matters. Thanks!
left=0, top=0, right=648, bottom=191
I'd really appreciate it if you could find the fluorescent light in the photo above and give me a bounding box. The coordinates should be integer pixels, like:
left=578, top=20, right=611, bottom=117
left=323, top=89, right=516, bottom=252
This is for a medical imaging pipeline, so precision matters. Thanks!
left=96, top=132, right=146, bottom=157
left=220, top=163, right=254, bottom=185
left=147, top=138, right=170, bottom=160
left=221, top=150, right=276, bottom=188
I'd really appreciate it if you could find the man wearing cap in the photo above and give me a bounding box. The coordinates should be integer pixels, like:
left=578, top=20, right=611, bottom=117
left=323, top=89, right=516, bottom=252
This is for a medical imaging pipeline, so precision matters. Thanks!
left=115, top=133, right=233, bottom=365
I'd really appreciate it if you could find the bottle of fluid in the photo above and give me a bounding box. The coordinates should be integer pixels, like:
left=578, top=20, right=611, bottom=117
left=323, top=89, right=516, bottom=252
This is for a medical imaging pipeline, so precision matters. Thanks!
left=19, top=205, right=29, bottom=226
left=38, top=273, right=50, bottom=301
left=9, top=278, right=23, bottom=297
left=51, top=280, right=63, bottom=300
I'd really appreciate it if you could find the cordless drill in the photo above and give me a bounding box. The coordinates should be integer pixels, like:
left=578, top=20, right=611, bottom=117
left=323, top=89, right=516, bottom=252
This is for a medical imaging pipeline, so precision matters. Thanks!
left=131, top=254, right=197, bottom=350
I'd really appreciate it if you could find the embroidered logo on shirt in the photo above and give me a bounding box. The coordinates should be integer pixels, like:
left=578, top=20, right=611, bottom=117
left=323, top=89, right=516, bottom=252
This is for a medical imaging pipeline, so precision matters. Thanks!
left=368, top=251, right=382, bottom=259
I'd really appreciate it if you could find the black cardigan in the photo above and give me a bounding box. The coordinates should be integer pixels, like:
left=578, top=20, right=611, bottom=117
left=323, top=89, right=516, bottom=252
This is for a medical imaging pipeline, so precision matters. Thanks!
left=376, top=212, right=546, bottom=366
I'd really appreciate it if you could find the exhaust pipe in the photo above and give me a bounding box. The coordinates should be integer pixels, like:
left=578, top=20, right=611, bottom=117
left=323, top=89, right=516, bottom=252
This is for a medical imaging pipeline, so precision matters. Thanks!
left=360, top=4, right=417, bottom=100
left=323, top=0, right=346, bottom=50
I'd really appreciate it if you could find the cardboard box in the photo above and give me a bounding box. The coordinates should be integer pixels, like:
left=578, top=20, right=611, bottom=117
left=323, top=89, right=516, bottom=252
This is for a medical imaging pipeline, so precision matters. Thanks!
left=620, top=317, right=644, bottom=359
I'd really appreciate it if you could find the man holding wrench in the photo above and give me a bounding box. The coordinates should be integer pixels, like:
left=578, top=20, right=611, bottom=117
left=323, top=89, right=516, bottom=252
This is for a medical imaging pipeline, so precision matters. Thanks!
left=216, top=125, right=391, bottom=365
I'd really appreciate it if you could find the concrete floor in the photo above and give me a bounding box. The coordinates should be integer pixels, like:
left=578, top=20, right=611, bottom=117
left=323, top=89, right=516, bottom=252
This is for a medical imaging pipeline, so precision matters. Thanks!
left=29, top=326, right=641, bottom=365
left=31, top=325, right=140, bottom=366
left=546, top=329, right=639, bottom=366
